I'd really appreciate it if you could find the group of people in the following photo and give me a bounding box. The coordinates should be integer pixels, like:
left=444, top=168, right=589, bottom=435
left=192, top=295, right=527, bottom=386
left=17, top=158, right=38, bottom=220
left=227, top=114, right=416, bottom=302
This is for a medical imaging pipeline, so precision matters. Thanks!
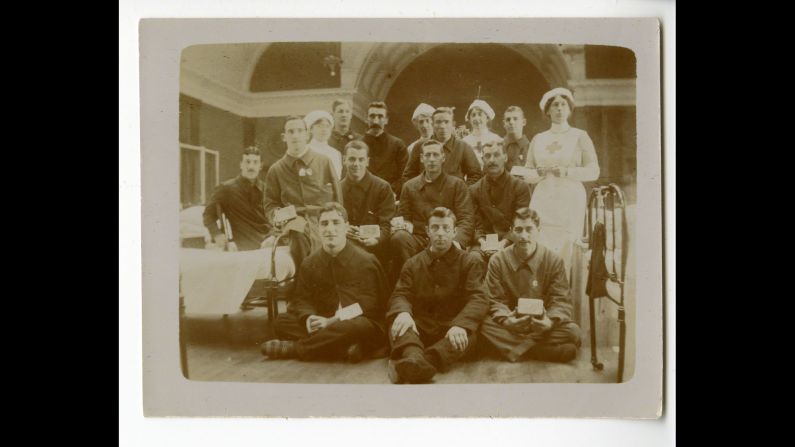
left=201, top=87, right=601, bottom=383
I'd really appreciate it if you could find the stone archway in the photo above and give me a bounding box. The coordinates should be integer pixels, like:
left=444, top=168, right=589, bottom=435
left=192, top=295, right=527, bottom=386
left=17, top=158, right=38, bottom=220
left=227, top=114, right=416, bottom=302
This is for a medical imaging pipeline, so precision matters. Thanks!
left=355, top=43, right=565, bottom=145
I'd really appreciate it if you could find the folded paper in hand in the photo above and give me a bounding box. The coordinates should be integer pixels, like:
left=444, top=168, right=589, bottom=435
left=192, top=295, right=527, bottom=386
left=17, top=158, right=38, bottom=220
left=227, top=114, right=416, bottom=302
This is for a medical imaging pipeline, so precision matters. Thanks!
left=390, top=216, right=404, bottom=227
left=274, top=205, right=297, bottom=223
left=482, top=233, right=499, bottom=251
left=335, top=302, right=363, bottom=321
left=517, top=298, right=545, bottom=317
left=359, top=225, right=381, bottom=240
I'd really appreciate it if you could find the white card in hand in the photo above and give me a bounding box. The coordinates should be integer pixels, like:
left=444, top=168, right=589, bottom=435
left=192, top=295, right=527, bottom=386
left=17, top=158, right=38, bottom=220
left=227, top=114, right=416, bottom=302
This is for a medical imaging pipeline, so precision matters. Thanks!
left=274, top=205, right=297, bottom=223
left=359, top=225, right=381, bottom=239
left=336, top=302, right=363, bottom=321
left=517, top=298, right=545, bottom=317
left=390, top=216, right=405, bottom=227
left=510, top=165, right=534, bottom=178
left=482, top=233, right=499, bottom=251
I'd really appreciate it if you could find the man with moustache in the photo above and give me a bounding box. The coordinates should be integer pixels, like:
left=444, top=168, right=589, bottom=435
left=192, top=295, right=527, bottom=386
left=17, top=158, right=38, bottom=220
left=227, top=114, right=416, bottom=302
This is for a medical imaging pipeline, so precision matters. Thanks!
left=502, top=106, right=531, bottom=171
left=478, top=207, right=581, bottom=363
left=400, top=107, right=482, bottom=187
left=386, top=207, right=489, bottom=384
left=361, top=101, right=408, bottom=195
left=263, top=115, right=342, bottom=268
left=405, top=103, right=435, bottom=158
left=340, top=140, right=396, bottom=266
left=389, top=139, right=475, bottom=279
left=328, top=98, right=362, bottom=154
left=202, top=146, right=270, bottom=251
left=261, top=202, right=388, bottom=363
left=468, top=138, right=531, bottom=263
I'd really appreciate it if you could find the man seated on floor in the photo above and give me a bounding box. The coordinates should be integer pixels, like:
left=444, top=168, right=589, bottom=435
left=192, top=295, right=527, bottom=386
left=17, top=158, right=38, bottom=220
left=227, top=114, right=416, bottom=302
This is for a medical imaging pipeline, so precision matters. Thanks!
left=261, top=202, right=389, bottom=363
left=478, top=207, right=581, bottom=363
left=386, top=207, right=489, bottom=383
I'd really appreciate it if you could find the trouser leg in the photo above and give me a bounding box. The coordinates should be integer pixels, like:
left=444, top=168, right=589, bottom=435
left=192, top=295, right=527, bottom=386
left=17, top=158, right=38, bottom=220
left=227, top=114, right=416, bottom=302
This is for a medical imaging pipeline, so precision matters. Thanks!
left=425, top=330, right=479, bottom=372
left=273, top=312, right=307, bottom=340
left=533, top=321, right=582, bottom=348
left=478, top=317, right=539, bottom=362
left=295, top=316, right=385, bottom=361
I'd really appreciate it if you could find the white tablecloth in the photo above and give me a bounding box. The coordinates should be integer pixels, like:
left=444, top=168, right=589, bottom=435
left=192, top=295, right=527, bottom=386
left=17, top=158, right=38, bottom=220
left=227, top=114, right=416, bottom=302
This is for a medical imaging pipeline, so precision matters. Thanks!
left=180, top=247, right=294, bottom=315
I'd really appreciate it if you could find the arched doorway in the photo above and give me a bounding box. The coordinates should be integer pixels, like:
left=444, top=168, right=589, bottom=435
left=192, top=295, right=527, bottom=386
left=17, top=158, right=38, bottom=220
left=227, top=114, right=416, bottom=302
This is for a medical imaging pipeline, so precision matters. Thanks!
left=383, top=43, right=553, bottom=145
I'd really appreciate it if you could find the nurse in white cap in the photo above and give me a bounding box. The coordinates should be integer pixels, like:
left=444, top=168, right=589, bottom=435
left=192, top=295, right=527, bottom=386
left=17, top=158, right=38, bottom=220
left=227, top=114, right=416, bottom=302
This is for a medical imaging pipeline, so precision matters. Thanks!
left=305, top=110, right=343, bottom=180
left=406, top=103, right=435, bottom=158
left=523, top=87, right=600, bottom=273
left=462, top=99, right=501, bottom=169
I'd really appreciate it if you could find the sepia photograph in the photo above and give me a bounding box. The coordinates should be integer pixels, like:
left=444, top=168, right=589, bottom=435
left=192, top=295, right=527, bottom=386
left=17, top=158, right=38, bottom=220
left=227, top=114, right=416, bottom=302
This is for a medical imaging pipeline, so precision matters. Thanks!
left=178, top=40, right=637, bottom=384
left=140, top=17, right=663, bottom=418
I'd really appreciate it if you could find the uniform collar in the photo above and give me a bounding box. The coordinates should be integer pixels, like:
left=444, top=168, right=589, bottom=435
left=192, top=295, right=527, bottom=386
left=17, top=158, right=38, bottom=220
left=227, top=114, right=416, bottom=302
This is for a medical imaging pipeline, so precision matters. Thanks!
left=504, top=133, right=529, bottom=146
left=420, top=171, right=446, bottom=190
left=485, top=169, right=508, bottom=186
left=333, top=128, right=356, bottom=139
left=236, top=175, right=264, bottom=192
left=442, top=135, right=457, bottom=152
left=286, top=148, right=315, bottom=167
left=342, top=170, right=373, bottom=190
left=424, top=244, right=460, bottom=265
left=504, top=244, right=544, bottom=273
left=366, top=130, right=387, bottom=142
left=319, top=240, right=355, bottom=265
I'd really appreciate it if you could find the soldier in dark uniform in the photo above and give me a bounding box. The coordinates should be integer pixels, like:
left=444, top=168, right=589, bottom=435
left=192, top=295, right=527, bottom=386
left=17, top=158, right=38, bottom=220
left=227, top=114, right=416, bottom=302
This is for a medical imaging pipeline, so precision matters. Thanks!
left=261, top=202, right=389, bottom=363
left=361, top=101, right=408, bottom=195
left=386, top=207, right=489, bottom=384
left=502, top=106, right=531, bottom=172
left=400, top=107, right=482, bottom=187
left=340, top=140, right=396, bottom=267
left=328, top=98, right=362, bottom=154
left=202, top=146, right=270, bottom=251
left=468, top=138, right=531, bottom=264
left=389, top=140, right=475, bottom=281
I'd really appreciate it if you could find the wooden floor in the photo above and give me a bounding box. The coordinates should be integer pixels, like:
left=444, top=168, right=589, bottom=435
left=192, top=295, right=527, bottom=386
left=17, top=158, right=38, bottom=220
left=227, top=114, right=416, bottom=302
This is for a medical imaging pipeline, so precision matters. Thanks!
left=184, top=342, right=621, bottom=384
